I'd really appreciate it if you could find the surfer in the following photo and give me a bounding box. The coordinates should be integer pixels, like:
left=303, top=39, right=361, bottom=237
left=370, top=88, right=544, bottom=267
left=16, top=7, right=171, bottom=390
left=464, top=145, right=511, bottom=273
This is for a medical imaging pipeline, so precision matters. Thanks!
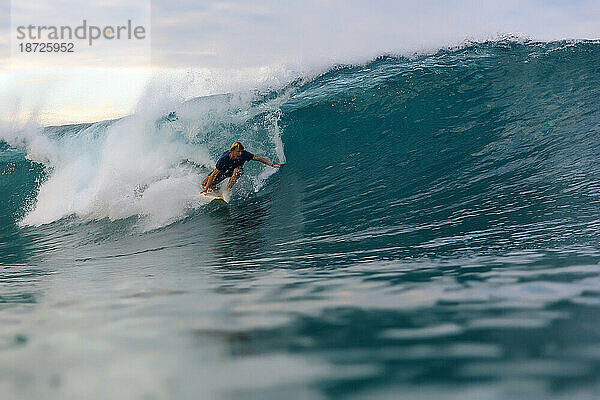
left=201, top=142, right=284, bottom=193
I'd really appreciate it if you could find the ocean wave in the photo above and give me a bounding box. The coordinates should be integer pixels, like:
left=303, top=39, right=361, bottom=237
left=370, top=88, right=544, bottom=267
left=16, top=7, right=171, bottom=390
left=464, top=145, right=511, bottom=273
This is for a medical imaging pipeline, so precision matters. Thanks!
left=1, top=39, right=599, bottom=253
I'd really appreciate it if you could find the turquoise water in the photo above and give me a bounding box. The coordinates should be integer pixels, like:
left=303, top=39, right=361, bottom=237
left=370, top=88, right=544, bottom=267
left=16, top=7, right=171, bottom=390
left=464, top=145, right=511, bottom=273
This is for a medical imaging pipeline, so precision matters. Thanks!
left=2, top=40, right=600, bottom=399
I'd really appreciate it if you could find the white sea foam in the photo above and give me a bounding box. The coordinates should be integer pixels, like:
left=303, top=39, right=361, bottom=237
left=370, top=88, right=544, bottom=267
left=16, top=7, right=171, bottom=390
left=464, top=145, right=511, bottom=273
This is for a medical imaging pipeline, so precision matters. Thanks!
left=1, top=79, right=286, bottom=228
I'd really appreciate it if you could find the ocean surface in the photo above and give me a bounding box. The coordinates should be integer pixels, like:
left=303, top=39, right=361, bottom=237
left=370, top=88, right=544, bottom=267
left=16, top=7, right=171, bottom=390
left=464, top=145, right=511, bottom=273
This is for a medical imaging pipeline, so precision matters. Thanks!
left=1, top=40, right=600, bottom=399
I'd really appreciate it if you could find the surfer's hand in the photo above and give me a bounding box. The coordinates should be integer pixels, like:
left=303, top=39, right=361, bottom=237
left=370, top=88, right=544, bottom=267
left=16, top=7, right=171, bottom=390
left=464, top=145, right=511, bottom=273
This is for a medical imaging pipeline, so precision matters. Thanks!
left=273, top=163, right=285, bottom=168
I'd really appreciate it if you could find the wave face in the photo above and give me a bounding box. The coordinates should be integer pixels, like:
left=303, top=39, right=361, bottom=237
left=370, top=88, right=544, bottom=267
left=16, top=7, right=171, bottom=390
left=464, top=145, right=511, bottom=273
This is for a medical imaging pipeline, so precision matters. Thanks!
left=2, top=40, right=600, bottom=398
left=276, top=40, right=600, bottom=261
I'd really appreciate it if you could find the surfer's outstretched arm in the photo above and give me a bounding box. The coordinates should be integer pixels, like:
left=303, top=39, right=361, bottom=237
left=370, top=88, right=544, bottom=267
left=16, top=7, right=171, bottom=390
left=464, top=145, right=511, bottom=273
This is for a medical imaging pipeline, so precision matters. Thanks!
left=253, top=155, right=284, bottom=168
left=201, top=168, right=220, bottom=192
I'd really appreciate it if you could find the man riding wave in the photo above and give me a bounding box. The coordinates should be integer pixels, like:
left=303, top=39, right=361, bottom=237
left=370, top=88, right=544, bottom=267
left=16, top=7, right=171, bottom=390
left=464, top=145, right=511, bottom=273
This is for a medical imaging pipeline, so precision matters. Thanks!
left=201, top=142, right=284, bottom=193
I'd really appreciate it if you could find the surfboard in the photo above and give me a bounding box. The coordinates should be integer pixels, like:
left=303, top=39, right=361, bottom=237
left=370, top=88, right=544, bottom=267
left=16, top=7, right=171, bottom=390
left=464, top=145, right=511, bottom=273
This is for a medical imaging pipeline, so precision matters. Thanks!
left=200, top=190, right=230, bottom=203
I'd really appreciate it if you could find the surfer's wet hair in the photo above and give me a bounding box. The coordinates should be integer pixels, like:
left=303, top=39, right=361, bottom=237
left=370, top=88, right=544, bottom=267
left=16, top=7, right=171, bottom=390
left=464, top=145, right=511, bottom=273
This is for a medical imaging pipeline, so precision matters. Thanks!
left=230, top=142, right=244, bottom=152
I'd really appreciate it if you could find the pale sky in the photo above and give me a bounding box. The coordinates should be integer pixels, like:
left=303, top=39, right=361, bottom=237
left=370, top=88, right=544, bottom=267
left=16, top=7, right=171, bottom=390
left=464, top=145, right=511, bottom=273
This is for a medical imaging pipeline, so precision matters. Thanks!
left=1, top=0, right=599, bottom=125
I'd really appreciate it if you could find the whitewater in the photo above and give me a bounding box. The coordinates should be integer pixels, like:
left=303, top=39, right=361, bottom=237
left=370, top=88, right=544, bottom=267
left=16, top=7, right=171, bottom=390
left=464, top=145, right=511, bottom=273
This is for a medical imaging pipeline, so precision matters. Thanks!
left=1, top=39, right=600, bottom=399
